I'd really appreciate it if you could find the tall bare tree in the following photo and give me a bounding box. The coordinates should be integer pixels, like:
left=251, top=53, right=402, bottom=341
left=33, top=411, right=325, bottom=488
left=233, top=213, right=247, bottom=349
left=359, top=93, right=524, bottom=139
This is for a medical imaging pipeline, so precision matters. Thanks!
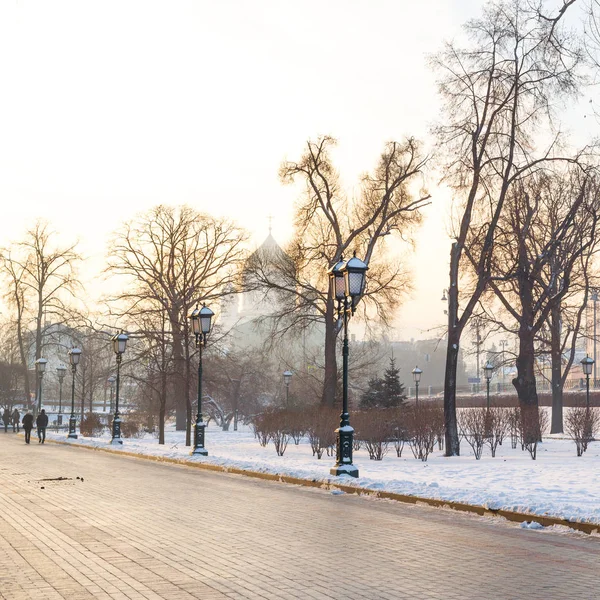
left=247, top=136, right=430, bottom=407
left=107, top=205, right=247, bottom=444
left=431, top=0, right=584, bottom=454
left=0, top=221, right=81, bottom=409
left=477, top=170, right=600, bottom=439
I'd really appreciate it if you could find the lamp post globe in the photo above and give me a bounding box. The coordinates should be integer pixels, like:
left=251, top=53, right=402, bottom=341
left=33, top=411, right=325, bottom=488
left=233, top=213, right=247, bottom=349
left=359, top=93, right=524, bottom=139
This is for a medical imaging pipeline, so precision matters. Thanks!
left=581, top=355, right=595, bottom=408
left=67, top=348, right=81, bottom=439
left=343, top=253, right=368, bottom=313
left=283, top=371, right=292, bottom=406
left=110, top=332, right=128, bottom=444
left=329, top=252, right=368, bottom=479
left=412, top=366, right=423, bottom=406
left=56, top=364, right=67, bottom=425
left=189, top=304, right=214, bottom=456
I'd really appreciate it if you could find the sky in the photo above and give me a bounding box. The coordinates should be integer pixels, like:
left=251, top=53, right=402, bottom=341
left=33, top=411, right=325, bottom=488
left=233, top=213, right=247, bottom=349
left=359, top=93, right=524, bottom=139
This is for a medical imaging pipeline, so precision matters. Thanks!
left=0, top=0, right=588, bottom=342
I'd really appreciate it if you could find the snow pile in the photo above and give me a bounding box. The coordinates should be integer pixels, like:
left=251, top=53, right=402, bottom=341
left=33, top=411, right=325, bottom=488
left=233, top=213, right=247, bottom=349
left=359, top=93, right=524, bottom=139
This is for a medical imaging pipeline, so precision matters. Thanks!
left=46, top=424, right=600, bottom=526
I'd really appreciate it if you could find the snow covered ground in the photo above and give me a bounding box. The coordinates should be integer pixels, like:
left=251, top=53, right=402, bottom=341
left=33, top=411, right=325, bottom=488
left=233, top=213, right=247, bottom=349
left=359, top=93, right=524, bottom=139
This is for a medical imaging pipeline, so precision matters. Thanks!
left=46, top=423, right=600, bottom=526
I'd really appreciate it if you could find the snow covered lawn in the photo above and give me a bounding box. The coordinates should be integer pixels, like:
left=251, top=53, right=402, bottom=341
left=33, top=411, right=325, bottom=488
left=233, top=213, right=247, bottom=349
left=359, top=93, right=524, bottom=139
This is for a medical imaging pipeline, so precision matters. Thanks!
left=47, top=424, right=600, bottom=526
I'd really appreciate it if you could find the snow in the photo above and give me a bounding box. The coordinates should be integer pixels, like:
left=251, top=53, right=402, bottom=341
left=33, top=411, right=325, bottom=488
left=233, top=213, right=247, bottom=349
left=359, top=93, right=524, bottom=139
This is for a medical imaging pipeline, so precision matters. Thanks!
left=46, top=424, right=600, bottom=526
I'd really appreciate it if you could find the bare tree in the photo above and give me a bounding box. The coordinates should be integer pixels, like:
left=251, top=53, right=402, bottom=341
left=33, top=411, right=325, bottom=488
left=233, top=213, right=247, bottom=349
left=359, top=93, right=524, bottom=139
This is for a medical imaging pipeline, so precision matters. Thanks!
left=431, top=0, right=584, bottom=455
left=0, top=221, right=81, bottom=410
left=247, top=137, right=430, bottom=407
left=107, top=205, right=247, bottom=444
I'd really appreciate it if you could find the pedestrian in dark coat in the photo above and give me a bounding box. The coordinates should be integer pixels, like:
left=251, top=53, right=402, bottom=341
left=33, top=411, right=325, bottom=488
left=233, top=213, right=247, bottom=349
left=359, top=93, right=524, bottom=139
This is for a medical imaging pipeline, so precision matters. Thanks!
left=22, top=412, right=34, bottom=444
left=36, top=409, right=48, bottom=444
left=2, top=408, right=10, bottom=432
left=11, top=408, right=20, bottom=433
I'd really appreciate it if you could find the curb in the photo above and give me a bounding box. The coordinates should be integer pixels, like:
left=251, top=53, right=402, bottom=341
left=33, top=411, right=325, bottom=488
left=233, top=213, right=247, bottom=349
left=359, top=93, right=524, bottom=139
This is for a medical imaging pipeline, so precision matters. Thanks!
left=45, top=437, right=600, bottom=536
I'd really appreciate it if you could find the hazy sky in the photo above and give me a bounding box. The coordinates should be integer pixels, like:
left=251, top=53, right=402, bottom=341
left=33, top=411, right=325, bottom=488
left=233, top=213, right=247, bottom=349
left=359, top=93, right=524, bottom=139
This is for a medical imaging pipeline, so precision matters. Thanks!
left=0, top=0, right=587, bottom=340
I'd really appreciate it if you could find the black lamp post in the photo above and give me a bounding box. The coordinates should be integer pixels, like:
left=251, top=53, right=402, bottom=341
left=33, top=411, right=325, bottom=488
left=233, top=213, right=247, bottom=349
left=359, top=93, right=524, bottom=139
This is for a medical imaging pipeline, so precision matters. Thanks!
left=35, top=358, right=48, bottom=416
left=56, top=364, right=67, bottom=425
left=68, top=348, right=81, bottom=439
left=412, top=366, right=422, bottom=406
left=483, top=361, right=494, bottom=410
left=188, top=304, right=214, bottom=456
left=328, top=252, right=368, bottom=478
left=283, top=370, right=292, bottom=407
left=581, top=355, right=594, bottom=408
left=111, top=332, right=128, bottom=445
left=107, top=375, right=116, bottom=414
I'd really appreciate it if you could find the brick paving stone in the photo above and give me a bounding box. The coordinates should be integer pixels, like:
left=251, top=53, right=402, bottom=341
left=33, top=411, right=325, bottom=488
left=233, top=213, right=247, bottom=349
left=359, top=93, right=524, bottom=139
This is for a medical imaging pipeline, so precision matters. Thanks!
left=0, top=434, right=599, bottom=599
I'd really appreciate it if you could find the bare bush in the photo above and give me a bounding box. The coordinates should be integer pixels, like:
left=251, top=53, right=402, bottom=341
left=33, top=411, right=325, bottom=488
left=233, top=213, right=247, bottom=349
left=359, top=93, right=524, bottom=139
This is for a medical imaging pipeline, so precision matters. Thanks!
left=458, top=408, right=488, bottom=460
left=389, top=408, right=408, bottom=457
left=79, top=413, right=104, bottom=437
left=486, top=407, right=509, bottom=458
left=251, top=412, right=271, bottom=447
left=285, top=410, right=306, bottom=445
left=354, top=410, right=394, bottom=461
left=406, top=405, right=438, bottom=462
left=120, top=418, right=143, bottom=439
left=520, top=407, right=549, bottom=460
left=305, top=408, right=337, bottom=460
left=565, top=407, right=599, bottom=456
left=507, top=407, right=520, bottom=449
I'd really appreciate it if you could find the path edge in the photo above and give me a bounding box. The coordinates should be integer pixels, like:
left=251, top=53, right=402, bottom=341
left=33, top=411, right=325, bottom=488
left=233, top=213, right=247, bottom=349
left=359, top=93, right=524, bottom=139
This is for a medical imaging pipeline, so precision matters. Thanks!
left=45, top=437, right=600, bottom=536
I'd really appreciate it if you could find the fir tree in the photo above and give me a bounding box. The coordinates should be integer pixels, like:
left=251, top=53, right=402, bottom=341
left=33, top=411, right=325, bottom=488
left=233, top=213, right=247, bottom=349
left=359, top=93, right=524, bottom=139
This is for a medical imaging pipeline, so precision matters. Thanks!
left=359, top=357, right=407, bottom=409
left=359, top=376, right=385, bottom=409
left=381, top=357, right=406, bottom=408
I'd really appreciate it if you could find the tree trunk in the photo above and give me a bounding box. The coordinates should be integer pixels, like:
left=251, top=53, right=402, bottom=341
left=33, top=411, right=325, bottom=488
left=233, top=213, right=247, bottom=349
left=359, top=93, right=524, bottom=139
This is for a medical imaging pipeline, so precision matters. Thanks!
left=159, top=369, right=166, bottom=445
left=171, top=323, right=186, bottom=430
left=513, top=280, right=539, bottom=444
left=321, top=293, right=338, bottom=407
left=550, top=304, right=564, bottom=434
left=444, top=242, right=460, bottom=456
left=184, top=337, right=192, bottom=447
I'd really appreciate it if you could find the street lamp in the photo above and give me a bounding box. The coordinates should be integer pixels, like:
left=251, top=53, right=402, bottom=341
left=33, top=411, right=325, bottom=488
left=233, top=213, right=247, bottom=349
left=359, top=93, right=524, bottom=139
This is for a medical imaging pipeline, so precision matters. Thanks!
left=188, top=304, right=214, bottom=456
left=68, top=348, right=81, bottom=439
left=35, top=358, right=48, bottom=415
left=483, top=361, right=494, bottom=410
left=107, top=375, right=116, bottom=413
left=328, top=252, right=368, bottom=478
left=499, top=340, right=508, bottom=391
left=56, top=364, right=67, bottom=425
left=581, top=355, right=594, bottom=408
left=111, top=332, right=128, bottom=444
left=412, top=366, right=423, bottom=406
left=283, top=370, right=293, bottom=407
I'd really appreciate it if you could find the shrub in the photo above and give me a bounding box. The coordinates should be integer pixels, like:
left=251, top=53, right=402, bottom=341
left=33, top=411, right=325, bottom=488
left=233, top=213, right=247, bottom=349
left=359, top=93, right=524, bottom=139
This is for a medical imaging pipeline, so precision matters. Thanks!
left=486, top=407, right=509, bottom=458
left=354, top=410, right=394, bottom=461
left=285, top=410, right=306, bottom=445
left=565, top=407, right=599, bottom=456
left=458, top=408, right=488, bottom=460
left=406, top=404, right=438, bottom=461
left=251, top=413, right=272, bottom=447
left=80, top=413, right=104, bottom=437
left=120, top=418, right=143, bottom=438
left=305, top=407, right=337, bottom=459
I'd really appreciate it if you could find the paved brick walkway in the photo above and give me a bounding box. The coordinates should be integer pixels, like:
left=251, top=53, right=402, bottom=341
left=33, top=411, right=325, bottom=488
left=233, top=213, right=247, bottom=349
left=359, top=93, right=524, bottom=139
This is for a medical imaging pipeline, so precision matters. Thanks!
left=0, top=434, right=598, bottom=599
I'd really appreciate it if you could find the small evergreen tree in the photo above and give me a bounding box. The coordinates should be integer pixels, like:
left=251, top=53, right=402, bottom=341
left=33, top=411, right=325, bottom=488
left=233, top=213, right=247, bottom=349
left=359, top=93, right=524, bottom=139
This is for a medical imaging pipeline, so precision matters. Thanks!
left=382, top=357, right=406, bottom=408
left=359, top=376, right=385, bottom=409
left=359, top=357, right=407, bottom=409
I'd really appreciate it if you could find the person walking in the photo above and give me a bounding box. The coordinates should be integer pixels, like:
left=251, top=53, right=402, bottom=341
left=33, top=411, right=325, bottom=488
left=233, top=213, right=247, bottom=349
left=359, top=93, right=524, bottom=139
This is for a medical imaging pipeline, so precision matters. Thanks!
left=36, top=409, right=48, bottom=444
left=11, top=408, right=20, bottom=433
left=22, top=412, right=34, bottom=444
left=2, top=408, right=10, bottom=433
